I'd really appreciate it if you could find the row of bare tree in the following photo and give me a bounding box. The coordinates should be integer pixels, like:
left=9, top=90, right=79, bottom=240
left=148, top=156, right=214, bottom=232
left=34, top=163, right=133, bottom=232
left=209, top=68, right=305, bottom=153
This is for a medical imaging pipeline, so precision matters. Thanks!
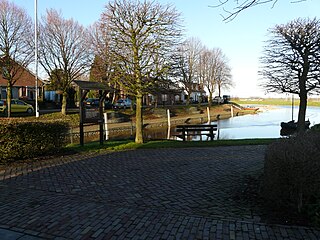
left=1, top=0, right=317, bottom=142
left=0, top=0, right=233, bottom=143
left=176, top=37, right=232, bottom=106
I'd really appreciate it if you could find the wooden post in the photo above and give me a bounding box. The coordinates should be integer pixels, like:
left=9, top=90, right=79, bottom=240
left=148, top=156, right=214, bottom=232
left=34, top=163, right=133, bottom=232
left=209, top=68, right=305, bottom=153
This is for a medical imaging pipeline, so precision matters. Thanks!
left=104, top=112, right=109, bottom=140
left=99, top=90, right=104, bottom=145
left=231, top=105, right=234, bottom=118
left=167, top=109, right=171, bottom=140
left=207, top=107, right=211, bottom=124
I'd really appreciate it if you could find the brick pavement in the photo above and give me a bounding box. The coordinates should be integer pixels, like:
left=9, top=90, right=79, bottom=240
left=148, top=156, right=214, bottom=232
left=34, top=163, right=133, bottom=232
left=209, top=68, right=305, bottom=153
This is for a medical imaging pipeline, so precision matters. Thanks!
left=0, top=146, right=319, bottom=239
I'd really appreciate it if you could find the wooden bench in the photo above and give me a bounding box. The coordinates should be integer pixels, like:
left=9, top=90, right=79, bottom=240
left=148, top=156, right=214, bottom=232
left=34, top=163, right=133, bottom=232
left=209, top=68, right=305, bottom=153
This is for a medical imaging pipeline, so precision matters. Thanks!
left=174, top=124, right=218, bottom=141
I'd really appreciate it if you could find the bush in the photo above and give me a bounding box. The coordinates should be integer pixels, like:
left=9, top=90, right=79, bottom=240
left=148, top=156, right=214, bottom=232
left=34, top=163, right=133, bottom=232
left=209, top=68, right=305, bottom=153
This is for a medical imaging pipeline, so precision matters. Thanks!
left=0, top=121, right=69, bottom=164
left=262, top=132, right=320, bottom=226
left=311, top=123, right=320, bottom=132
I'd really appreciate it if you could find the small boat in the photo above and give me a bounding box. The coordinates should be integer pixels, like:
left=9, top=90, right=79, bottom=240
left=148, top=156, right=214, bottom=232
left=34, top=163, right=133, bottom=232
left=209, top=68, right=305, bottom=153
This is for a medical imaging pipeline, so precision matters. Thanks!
left=243, top=106, right=259, bottom=111
left=280, top=120, right=310, bottom=130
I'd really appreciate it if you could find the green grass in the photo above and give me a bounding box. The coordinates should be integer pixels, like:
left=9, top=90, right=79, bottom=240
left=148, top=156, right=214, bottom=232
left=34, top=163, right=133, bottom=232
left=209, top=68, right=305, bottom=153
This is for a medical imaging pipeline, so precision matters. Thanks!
left=235, top=98, right=320, bottom=107
left=66, top=138, right=276, bottom=154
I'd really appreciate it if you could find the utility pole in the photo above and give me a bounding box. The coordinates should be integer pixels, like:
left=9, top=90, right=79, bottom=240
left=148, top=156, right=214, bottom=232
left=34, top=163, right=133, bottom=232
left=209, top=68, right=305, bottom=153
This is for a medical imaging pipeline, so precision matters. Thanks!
left=34, top=0, right=39, bottom=117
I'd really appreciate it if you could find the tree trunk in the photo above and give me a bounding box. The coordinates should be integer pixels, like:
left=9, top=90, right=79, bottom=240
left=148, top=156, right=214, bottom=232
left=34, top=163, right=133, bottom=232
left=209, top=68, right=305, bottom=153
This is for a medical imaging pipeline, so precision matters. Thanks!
left=218, top=85, right=221, bottom=97
left=6, top=81, right=12, bottom=118
left=186, top=89, right=191, bottom=106
left=208, top=92, right=213, bottom=107
left=297, top=90, right=307, bottom=133
left=61, top=91, right=68, bottom=115
left=135, top=94, right=144, bottom=144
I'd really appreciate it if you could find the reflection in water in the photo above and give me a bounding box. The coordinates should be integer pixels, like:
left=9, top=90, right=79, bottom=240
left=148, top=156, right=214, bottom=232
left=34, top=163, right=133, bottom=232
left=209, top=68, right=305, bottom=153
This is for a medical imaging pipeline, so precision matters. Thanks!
left=214, top=106, right=320, bottom=140
left=116, top=105, right=320, bottom=141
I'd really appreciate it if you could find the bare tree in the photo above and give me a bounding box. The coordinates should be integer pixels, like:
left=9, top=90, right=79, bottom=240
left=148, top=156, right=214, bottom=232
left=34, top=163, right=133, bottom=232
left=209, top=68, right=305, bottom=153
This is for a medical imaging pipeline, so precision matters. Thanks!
left=210, top=0, right=307, bottom=21
left=101, top=0, right=182, bottom=143
left=176, top=37, right=203, bottom=105
left=88, top=22, right=119, bottom=103
left=260, top=18, right=320, bottom=133
left=39, top=9, right=92, bottom=115
left=216, top=54, right=232, bottom=97
left=0, top=0, right=33, bottom=117
left=198, top=47, right=232, bottom=105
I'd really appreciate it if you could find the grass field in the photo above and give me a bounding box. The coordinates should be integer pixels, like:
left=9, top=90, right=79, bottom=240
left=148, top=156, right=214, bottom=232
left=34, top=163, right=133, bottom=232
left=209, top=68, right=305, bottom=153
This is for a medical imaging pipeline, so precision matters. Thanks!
left=235, top=98, right=320, bottom=107
left=66, top=138, right=276, bottom=155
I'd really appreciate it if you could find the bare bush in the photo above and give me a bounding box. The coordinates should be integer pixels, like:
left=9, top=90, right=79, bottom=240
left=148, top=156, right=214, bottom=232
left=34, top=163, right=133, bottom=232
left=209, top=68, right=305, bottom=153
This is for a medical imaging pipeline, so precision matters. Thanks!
left=262, top=132, right=320, bottom=225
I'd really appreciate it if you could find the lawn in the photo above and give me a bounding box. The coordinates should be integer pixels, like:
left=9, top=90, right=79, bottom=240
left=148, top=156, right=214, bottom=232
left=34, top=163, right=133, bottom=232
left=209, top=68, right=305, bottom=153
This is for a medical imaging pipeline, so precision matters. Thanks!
left=66, top=138, right=276, bottom=155
left=235, top=98, right=320, bottom=107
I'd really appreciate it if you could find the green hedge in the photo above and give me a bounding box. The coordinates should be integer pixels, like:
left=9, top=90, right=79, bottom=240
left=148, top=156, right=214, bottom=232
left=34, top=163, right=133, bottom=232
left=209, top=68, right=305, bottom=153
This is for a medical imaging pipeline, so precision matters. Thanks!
left=262, top=132, right=320, bottom=226
left=0, top=121, right=69, bottom=164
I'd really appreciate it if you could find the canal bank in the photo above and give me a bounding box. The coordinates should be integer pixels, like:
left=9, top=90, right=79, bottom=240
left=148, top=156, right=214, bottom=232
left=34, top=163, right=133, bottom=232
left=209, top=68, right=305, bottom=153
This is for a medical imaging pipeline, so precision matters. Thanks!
left=71, top=104, right=259, bottom=142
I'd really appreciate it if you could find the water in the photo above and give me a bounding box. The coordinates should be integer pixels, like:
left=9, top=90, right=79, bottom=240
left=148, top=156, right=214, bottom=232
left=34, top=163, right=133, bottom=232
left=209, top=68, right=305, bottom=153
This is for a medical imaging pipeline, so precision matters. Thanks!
left=214, top=105, right=320, bottom=139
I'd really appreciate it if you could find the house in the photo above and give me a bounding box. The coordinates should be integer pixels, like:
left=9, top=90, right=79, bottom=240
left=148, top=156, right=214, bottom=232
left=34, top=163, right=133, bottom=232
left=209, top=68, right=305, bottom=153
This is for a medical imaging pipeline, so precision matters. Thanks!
left=143, top=81, right=184, bottom=106
left=0, top=64, right=44, bottom=100
left=182, top=82, right=207, bottom=103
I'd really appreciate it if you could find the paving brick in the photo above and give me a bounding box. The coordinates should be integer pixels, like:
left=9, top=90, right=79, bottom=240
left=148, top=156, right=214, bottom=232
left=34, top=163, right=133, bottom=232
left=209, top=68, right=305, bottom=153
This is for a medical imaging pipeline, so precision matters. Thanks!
left=0, top=146, right=318, bottom=239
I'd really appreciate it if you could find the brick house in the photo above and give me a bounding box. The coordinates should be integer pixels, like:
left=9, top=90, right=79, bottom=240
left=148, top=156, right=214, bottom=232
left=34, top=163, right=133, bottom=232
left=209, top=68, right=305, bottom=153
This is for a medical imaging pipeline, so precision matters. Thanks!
left=0, top=65, right=44, bottom=100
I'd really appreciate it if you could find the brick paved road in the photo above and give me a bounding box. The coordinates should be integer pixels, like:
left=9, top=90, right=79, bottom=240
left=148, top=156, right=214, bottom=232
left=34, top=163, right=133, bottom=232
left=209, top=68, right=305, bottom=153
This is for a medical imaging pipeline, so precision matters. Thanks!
left=0, top=146, right=319, bottom=239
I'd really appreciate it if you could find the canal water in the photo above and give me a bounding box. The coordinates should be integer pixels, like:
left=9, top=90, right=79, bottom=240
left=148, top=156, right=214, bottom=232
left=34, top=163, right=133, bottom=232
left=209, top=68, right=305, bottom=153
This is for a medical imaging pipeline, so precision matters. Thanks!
left=214, top=105, right=320, bottom=140
left=126, top=105, right=320, bottom=141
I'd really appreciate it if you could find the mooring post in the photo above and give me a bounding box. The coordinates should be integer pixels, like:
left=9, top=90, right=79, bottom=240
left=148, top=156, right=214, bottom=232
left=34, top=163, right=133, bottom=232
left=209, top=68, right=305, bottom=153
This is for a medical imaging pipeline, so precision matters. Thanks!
left=207, top=106, right=211, bottom=123
left=167, top=109, right=171, bottom=139
left=231, top=105, right=234, bottom=118
left=104, top=112, right=109, bottom=140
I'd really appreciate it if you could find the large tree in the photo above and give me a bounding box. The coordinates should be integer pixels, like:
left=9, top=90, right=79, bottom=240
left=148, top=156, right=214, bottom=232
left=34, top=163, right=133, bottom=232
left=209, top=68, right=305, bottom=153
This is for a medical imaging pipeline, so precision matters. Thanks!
left=88, top=22, right=120, bottom=103
left=216, top=54, right=232, bottom=98
left=101, top=0, right=182, bottom=143
left=260, top=18, right=320, bottom=133
left=198, top=47, right=232, bottom=105
left=39, top=9, right=92, bottom=115
left=176, top=37, right=203, bottom=105
left=211, top=0, right=307, bottom=21
left=0, top=0, right=33, bottom=117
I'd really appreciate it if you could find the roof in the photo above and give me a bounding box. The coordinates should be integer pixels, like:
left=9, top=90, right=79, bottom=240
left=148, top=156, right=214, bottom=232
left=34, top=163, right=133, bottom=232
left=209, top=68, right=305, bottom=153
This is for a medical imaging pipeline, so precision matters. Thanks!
left=73, top=80, right=110, bottom=91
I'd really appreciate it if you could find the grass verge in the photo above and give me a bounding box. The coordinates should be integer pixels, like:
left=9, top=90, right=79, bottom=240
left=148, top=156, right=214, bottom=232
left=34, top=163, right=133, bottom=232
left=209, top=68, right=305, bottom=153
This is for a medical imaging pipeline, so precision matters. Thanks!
left=66, top=138, right=276, bottom=155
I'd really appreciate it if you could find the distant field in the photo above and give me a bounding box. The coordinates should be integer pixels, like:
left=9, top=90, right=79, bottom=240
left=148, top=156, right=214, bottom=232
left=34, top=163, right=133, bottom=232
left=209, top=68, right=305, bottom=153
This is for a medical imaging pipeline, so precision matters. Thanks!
left=235, top=98, right=320, bottom=107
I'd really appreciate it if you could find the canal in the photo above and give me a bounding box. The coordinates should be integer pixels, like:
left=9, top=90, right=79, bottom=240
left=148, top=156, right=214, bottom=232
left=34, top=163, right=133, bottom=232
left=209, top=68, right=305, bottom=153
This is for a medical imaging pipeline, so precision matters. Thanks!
left=214, top=105, right=320, bottom=139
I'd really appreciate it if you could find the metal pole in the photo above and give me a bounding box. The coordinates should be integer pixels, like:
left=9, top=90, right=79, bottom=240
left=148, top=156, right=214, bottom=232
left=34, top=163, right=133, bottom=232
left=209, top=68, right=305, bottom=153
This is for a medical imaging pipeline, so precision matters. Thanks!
left=291, top=94, right=294, bottom=121
left=34, top=0, right=39, bottom=117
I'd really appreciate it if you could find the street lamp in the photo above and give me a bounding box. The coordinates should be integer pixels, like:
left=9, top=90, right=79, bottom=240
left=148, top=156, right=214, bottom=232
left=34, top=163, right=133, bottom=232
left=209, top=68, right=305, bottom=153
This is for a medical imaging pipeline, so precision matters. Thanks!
left=34, top=0, right=39, bottom=117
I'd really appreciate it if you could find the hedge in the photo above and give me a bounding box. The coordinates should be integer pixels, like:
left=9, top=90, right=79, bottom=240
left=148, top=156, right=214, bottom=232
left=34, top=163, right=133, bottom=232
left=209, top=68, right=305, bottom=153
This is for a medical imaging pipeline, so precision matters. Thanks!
left=0, top=121, right=69, bottom=164
left=262, top=131, right=320, bottom=226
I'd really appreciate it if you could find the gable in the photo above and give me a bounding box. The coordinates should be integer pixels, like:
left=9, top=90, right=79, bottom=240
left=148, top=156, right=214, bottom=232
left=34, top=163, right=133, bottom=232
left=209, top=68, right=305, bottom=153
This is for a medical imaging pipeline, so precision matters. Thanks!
left=1, top=65, right=41, bottom=87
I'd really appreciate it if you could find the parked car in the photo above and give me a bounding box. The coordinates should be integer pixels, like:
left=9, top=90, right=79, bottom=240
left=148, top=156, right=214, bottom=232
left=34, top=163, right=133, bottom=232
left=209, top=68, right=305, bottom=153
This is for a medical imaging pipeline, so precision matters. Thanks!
left=84, top=98, right=100, bottom=108
left=84, top=98, right=114, bottom=110
left=0, top=99, right=34, bottom=114
left=223, top=95, right=231, bottom=103
left=113, top=98, right=133, bottom=109
left=104, top=100, right=113, bottom=110
left=212, top=96, right=224, bottom=104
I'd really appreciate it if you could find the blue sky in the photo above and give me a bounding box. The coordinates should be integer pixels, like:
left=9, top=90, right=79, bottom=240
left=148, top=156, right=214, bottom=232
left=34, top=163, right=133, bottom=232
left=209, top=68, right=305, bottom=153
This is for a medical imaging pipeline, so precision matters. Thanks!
left=11, top=0, right=320, bottom=97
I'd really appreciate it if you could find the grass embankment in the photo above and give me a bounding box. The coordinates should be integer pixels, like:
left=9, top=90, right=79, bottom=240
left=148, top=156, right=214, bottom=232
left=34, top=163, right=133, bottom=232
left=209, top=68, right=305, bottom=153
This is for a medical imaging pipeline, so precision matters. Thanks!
left=66, top=138, right=276, bottom=155
left=235, top=98, right=320, bottom=107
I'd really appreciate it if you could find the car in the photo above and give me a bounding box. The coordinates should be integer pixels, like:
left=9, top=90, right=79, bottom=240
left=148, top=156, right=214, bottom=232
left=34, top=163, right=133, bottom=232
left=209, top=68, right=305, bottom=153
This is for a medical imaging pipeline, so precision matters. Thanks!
left=212, top=96, right=224, bottom=104
left=84, top=98, right=100, bottom=108
left=84, top=98, right=114, bottom=110
left=113, top=98, right=132, bottom=109
left=0, top=99, right=34, bottom=114
left=104, top=100, right=113, bottom=110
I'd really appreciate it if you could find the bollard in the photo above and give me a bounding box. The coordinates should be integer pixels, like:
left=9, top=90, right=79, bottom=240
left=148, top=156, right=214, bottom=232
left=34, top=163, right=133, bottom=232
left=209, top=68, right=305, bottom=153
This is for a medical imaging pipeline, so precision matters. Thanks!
left=104, top=113, right=109, bottom=140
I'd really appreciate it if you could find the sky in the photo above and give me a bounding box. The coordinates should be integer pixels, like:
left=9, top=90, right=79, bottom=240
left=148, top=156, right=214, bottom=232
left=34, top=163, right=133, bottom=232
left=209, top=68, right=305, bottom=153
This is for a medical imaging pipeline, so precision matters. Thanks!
left=11, top=0, right=320, bottom=98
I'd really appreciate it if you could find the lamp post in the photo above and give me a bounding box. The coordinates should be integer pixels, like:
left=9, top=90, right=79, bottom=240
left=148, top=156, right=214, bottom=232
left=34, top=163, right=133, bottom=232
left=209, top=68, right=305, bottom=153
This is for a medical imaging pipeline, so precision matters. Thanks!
left=34, top=0, right=39, bottom=117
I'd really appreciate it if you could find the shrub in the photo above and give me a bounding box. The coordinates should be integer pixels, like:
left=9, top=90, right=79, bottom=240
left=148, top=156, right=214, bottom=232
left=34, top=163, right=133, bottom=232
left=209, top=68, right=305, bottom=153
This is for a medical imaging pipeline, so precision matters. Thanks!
left=311, top=123, right=320, bottom=132
left=0, top=121, right=69, bottom=164
left=262, top=132, right=320, bottom=226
